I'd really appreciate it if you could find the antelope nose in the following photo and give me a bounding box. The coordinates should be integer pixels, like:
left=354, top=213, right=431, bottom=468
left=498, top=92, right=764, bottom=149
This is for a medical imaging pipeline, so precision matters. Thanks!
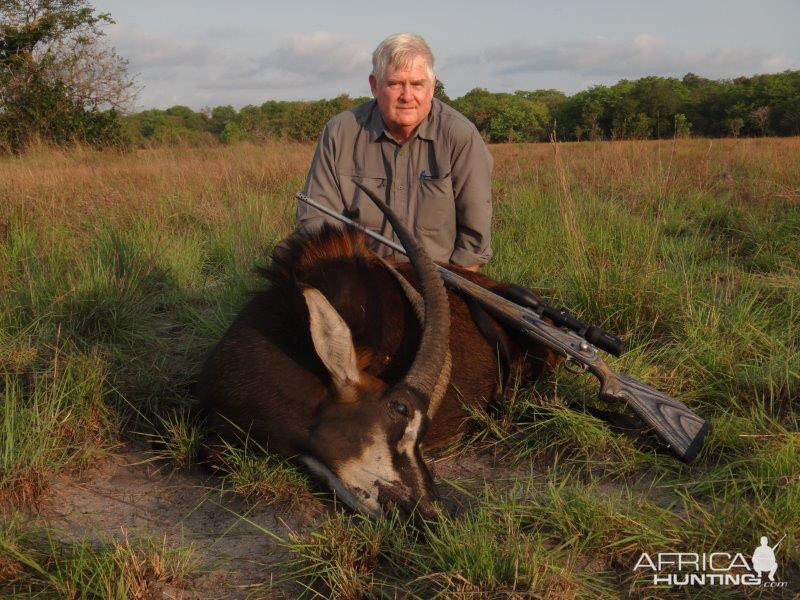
left=414, top=497, right=439, bottom=522
left=398, top=492, right=440, bottom=523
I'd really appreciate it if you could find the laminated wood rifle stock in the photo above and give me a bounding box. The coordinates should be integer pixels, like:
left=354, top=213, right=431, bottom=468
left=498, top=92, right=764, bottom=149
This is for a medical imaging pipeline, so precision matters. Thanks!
left=295, top=191, right=710, bottom=462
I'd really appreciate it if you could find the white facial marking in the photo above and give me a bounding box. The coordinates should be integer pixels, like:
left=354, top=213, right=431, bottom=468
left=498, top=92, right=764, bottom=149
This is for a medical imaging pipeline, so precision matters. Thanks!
left=398, top=411, right=422, bottom=457
left=300, top=456, right=379, bottom=516
left=335, top=425, right=400, bottom=513
left=397, top=411, right=426, bottom=496
left=304, top=412, right=428, bottom=515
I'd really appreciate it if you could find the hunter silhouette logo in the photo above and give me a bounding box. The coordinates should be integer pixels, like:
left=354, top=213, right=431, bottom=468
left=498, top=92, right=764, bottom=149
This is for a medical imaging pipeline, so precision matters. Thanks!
left=633, top=533, right=789, bottom=588
left=752, top=535, right=785, bottom=582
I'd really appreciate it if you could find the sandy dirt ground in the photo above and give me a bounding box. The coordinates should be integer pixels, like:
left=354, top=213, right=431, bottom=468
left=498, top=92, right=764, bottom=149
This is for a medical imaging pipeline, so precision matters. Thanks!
left=31, top=444, right=528, bottom=599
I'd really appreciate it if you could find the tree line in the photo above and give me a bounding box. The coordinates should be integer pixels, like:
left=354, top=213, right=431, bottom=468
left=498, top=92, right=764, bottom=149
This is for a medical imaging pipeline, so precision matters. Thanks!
left=2, top=2, right=799, bottom=152
left=122, top=71, right=800, bottom=147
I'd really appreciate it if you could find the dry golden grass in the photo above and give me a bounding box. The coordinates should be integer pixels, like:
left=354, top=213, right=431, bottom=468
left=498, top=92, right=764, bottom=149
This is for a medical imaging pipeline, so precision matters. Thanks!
left=491, top=137, right=800, bottom=207
left=0, top=141, right=313, bottom=231
left=4, top=137, right=799, bottom=231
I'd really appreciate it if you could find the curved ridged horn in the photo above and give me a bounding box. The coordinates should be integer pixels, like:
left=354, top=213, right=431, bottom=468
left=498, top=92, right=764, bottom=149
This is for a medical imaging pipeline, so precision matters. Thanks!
left=354, top=182, right=450, bottom=404
left=379, top=256, right=452, bottom=418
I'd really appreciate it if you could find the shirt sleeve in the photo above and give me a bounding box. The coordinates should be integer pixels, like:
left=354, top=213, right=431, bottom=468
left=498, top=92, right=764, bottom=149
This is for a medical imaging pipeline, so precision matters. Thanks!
left=448, top=125, right=494, bottom=267
left=296, top=122, right=345, bottom=234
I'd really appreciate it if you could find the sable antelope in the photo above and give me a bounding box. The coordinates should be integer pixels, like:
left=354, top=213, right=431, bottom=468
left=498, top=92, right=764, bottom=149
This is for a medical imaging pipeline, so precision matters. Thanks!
left=197, top=205, right=560, bottom=517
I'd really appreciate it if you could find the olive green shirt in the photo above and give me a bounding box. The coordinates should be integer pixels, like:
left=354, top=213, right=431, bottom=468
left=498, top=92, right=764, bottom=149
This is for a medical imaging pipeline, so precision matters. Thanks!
left=297, top=98, right=493, bottom=266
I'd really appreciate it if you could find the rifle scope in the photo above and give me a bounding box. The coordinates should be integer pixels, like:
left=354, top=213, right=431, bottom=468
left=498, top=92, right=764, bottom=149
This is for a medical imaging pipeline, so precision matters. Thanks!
left=503, top=284, right=627, bottom=357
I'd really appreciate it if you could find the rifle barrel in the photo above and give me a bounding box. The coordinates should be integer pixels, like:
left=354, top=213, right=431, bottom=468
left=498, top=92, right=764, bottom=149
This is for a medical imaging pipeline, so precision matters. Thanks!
left=772, top=534, right=787, bottom=551
left=296, top=193, right=408, bottom=256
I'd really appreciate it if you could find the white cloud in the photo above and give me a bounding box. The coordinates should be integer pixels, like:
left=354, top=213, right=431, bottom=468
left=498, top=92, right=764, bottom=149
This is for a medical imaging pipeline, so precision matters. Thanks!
left=199, top=71, right=319, bottom=92
left=453, top=35, right=789, bottom=79
left=270, top=31, right=370, bottom=79
left=207, top=31, right=370, bottom=94
left=107, top=27, right=371, bottom=107
left=202, top=25, right=263, bottom=40
left=107, top=25, right=220, bottom=71
left=238, top=32, right=370, bottom=85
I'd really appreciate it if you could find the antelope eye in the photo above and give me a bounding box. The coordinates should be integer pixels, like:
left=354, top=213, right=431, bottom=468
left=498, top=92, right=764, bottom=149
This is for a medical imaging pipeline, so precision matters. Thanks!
left=393, top=402, right=409, bottom=416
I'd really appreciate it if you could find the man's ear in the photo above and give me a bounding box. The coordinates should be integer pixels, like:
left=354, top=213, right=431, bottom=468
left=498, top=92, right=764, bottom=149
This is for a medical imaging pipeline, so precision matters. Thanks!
left=369, top=74, right=378, bottom=97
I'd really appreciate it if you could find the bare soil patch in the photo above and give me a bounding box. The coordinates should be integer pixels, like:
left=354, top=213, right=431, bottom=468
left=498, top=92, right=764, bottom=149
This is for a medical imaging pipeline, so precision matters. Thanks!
left=30, top=444, right=536, bottom=598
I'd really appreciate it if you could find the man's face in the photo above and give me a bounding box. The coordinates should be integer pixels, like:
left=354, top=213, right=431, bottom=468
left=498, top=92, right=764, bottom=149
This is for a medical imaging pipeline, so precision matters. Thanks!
left=369, top=57, right=434, bottom=137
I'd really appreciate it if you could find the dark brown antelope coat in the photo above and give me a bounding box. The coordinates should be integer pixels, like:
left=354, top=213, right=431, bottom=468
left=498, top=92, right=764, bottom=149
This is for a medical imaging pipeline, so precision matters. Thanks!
left=198, top=224, right=559, bottom=516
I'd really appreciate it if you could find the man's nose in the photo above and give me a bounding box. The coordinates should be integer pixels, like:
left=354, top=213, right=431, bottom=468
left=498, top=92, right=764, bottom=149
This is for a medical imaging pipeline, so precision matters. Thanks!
left=399, top=83, right=413, bottom=100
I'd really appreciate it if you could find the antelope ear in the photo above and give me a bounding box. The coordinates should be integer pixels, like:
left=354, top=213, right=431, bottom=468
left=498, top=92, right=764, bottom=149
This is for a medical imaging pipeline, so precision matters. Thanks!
left=302, top=287, right=361, bottom=400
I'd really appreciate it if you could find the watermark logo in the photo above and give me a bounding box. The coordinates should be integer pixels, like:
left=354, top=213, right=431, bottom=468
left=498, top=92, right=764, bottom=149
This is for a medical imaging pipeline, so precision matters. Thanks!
left=753, top=535, right=781, bottom=582
left=633, top=534, right=789, bottom=588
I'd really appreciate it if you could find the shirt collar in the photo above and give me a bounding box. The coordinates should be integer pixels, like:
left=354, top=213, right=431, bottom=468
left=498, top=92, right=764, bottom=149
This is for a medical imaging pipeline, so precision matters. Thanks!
left=416, top=102, right=436, bottom=141
left=367, top=102, right=386, bottom=143
left=367, top=99, right=437, bottom=143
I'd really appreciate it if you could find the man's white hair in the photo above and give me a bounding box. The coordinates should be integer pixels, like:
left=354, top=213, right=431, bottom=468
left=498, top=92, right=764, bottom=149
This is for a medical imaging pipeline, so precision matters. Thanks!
left=371, top=33, right=435, bottom=84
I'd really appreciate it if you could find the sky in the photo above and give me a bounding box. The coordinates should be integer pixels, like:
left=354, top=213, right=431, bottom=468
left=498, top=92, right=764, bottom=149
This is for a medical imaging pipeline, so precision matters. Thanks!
left=94, top=0, right=800, bottom=111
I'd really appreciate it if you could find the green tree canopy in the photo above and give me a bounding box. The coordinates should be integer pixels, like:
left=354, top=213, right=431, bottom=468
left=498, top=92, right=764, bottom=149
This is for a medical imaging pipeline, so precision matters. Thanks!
left=117, top=70, right=800, bottom=146
left=0, top=0, right=135, bottom=150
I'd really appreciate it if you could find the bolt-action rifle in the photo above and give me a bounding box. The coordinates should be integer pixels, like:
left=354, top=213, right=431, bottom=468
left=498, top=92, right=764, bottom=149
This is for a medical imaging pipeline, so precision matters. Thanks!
left=295, top=192, right=710, bottom=463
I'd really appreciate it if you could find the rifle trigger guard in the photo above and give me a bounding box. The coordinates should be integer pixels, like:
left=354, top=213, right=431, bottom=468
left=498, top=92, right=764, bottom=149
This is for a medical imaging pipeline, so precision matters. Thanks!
left=564, top=357, right=588, bottom=374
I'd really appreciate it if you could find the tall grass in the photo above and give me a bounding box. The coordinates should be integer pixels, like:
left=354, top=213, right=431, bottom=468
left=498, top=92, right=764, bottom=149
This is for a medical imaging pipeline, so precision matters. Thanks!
left=0, top=341, right=112, bottom=509
left=1, top=137, right=798, bottom=597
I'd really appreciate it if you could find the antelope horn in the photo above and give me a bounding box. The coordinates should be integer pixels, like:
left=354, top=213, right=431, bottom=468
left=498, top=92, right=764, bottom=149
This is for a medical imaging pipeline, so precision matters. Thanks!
left=354, top=182, right=450, bottom=406
left=379, top=257, right=452, bottom=418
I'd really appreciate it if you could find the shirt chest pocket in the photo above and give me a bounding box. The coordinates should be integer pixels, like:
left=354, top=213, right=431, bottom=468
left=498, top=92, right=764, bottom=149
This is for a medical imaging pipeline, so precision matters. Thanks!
left=415, top=173, right=455, bottom=233
left=338, top=170, right=388, bottom=230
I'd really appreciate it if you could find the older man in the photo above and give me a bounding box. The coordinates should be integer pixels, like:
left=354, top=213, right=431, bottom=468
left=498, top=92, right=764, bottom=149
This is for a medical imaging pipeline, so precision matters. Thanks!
left=296, top=33, right=493, bottom=270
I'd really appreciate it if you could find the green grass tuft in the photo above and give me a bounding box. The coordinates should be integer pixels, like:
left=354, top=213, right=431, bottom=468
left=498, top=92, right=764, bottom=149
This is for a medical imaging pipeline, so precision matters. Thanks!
left=0, top=517, right=197, bottom=598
